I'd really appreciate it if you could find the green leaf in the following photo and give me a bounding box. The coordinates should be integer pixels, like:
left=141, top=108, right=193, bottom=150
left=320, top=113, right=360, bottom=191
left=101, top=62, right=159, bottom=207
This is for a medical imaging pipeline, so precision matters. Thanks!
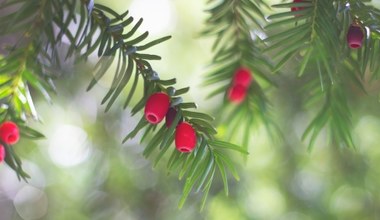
left=94, top=4, right=121, bottom=19
left=215, top=156, right=228, bottom=196
left=195, top=153, right=214, bottom=193
left=178, top=102, right=198, bottom=109
left=208, top=140, right=248, bottom=155
left=118, top=16, right=134, bottom=27
left=178, top=175, right=197, bottom=209
left=174, top=87, right=190, bottom=96
left=186, top=139, right=207, bottom=179
left=131, top=95, right=148, bottom=116
left=134, top=53, right=161, bottom=60
left=143, top=125, right=166, bottom=158
left=267, top=8, right=313, bottom=19
left=104, top=40, right=122, bottom=56
left=168, top=148, right=183, bottom=171
left=159, top=109, right=182, bottom=149
left=87, top=56, right=115, bottom=91
left=298, top=47, right=313, bottom=77
left=153, top=134, right=174, bottom=167
left=19, top=126, right=45, bottom=140
left=104, top=57, right=134, bottom=112
left=189, top=118, right=217, bottom=134
left=178, top=152, right=196, bottom=180
left=124, top=31, right=149, bottom=45
left=272, top=51, right=297, bottom=73
left=241, top=0, right=266, bottom=21
left=137, top=36, right=172, bottom=51
left=182, top=111, right=215, bottom=122
left=200, top=166, right=215, bottom=211
left=123, top=18, right=143, bottom=39
left=265, top=15, right=306, bottom=30
left=178, top=146, right=208, bottom=209
left=140, top=125, right=154, bottom=143
left=101, top=50, right=127, bottom=104
left=157, top=78, right=176, bottom=86
left=123, top=116, right=148, bottom=142
left=123, top=69, right=140, bottom=109
left=98, top=33, right=111, bottom=57
left=169, top=151, right=187, bottom=172
left=264, top=23, right=309, bottom=43
left=214, top=150, right=240, bottom=181
left=4, top=145, right=30, bottom=181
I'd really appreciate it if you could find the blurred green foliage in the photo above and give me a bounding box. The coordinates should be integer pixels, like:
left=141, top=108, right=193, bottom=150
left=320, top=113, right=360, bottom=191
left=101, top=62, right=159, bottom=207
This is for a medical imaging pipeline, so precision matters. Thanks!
left=1, top=0, right=380, bottom=220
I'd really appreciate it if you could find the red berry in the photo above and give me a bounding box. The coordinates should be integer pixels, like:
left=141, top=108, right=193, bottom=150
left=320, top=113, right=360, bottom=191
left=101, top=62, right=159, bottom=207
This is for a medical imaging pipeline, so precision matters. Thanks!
left=165, top=107, right=178, bottom=128
left=233, top=67, right=252, bottom=88
left=291, top=0, right=305, bottom=13
left=347, top=24, right=364, bottom=49
left=175, top=122, right=197, bottom=153
left=227, top=84, right=247, bottom=104
left=0, top=144, right=5, bottom=163
left=0, top=121, right=20, bottom=145
left=144, top=92, right=170, bottom=124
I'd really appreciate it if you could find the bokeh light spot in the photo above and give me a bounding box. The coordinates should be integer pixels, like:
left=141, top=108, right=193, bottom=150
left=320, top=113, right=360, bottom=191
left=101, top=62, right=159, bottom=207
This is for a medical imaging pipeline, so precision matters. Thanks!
left=14, top=186, right=48, bottom=220
left=48, top=124, right=91, bottom=167
left=129, top=0, right=176, bottom=35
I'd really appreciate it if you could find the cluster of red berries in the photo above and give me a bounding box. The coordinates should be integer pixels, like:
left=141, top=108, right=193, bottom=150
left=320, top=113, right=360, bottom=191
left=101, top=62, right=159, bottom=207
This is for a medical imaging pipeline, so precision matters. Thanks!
left=291, top=0, right=364, bottom=49
left=0, top=121, right=20, bottom=163
left=227, top=67, right=253, bottom=104
left=144, top=92, right=197, bottom=153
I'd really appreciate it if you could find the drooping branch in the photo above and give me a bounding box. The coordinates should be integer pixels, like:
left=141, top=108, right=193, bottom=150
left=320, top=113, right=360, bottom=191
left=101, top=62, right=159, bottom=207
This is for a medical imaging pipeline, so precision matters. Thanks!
left=202, top=0, right=277, bottom=152
left=0, top=0, right=247, bottom=209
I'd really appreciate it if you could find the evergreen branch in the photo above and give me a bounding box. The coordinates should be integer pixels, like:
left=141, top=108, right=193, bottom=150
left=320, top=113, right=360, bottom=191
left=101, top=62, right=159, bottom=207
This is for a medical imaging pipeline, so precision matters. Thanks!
left=265, top=0, right=340, bottom=78
left=302, top=83, right=355, bottom=150
left=265, top=0, right=380, bottom=149
left=176, top=136, right=245, bottom=209
left=71, top=2, right=174, bottom=112
left=266, top=0, right=380, bottom=78
left=336, top=1, right=380, bottom=78
left=0, top=104, right=45, bottom=180
left=0, top=0, right=246, bottom=209
left=70, top=0, right=246, bottom=209
left=347, top=1, right=380, bottom=37
left=118, top=73, right=245, bottom=208
left=1, top=0, right=375, bottom=211
left=3, top=143, right=30, bottom=181
left=202, top=0, right=276, bottom=152
left=0, top=0, right=72, bottom=178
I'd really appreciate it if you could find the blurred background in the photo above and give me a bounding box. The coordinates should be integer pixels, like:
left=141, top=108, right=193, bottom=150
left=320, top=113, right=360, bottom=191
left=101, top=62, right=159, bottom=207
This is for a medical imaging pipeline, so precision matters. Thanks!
left=1, top=0, right=380, bottom=219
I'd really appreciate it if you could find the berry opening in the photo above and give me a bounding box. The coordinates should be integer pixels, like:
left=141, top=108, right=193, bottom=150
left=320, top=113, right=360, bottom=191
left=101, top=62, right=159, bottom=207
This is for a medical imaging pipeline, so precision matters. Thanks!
left=350, top=43, right=361, bottom=48
left=179, top=147, right=191, bottom=153
left=147, top=114, right=158, bottom=123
